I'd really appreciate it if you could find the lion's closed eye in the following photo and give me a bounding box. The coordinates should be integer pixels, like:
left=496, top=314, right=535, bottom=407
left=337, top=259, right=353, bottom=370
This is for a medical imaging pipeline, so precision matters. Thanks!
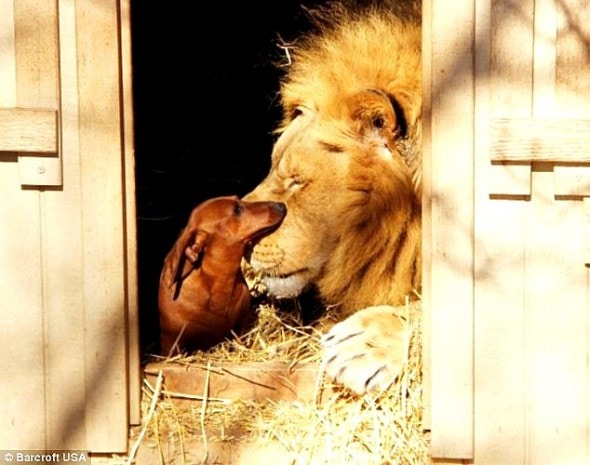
left=319, top=141, right=345, bottom=153
left=290, top=107, right=304, bottom=120
left=288, top=105, right=312, bottom=121
left=286, top=176, right=306, bottom=191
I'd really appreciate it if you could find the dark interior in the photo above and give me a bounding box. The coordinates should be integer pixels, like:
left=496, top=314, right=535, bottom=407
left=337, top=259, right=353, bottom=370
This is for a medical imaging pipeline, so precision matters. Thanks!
left=131, top=1, right=328, bottom=355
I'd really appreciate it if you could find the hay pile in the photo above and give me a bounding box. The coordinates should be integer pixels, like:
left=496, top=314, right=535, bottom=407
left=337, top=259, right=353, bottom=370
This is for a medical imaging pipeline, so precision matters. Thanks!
left=130, top=298, right=429, bottom=465
left=160, top=302, right=325, bottom=366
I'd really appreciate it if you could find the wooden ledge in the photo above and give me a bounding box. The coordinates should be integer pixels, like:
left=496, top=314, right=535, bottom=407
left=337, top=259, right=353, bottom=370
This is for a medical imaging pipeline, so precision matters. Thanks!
left=145, top=361, right=334, bottom=404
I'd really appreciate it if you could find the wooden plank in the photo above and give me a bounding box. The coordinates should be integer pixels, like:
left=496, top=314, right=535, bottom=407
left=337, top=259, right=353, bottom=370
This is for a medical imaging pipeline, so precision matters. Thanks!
left=584, top=198, right=590, bottom=265
left=40, top=0, right=88, bottom=449
left=75, top=0, right=128, bottom=452
left=553, top=1, right=590, bottom=202
left=488, top=162, right=531, bottom=197
left=532, top=0, right=556, bottom=116
left=473, top=198, right=528, bottom=464
left=13, top=0, right=61, bottom=188
left=473, top=1, right=534, bottom=463
left=0, top=0, right=46, bottom=449
left=555, top=3, right=590, bottom=461
left=145, top=361, right=336, bottom=404
left=18, top=155, right=62, bottom=186
left=119, top=0, right=141, bottom=426
left=486, top=0, right=535, bottom=200
left=526, top=1, right=590, bottom=462
left=0, top=0, right=16, bottom=110
left=490, top=0, right=534, bottom=118
left=474, top=1, right=528, bottom=463
left=554, top=165, right=590, bottom=197
left=0, top=166, right=47, bottom=450
left=524, top=169, right=589, bottom=465
left=491, top=118, right=590, bottom=163
left=16, top=0, right=62, bottom=447
left=428, top=0, right=475, bottom=459
left=13, top=0, right=59, bottom=107
left=0, top=108, right=57, bottom=153
left=421, top=0, right=433, bottom=433
left=556, top=0, right=590, bottom=115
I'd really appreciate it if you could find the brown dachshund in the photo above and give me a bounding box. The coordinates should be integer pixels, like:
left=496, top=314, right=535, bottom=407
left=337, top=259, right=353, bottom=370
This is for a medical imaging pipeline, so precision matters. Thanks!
left=158, top=196, right=287, bottom=356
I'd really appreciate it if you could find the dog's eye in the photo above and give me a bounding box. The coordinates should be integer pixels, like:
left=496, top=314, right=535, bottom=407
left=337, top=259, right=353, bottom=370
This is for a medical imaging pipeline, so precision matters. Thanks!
left=233, top=204, right=244, bottom=216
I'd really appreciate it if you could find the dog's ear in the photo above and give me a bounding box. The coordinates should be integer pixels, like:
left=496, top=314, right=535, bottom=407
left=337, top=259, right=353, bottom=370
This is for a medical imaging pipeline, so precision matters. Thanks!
left=184, top=230, right=208, bottom=263
left=168, top=228, right=209, bottom=287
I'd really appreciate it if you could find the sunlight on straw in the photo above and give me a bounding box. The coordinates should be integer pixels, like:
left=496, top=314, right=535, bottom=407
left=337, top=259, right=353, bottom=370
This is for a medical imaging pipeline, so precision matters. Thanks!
left=127, top=370, right=163, bottom=464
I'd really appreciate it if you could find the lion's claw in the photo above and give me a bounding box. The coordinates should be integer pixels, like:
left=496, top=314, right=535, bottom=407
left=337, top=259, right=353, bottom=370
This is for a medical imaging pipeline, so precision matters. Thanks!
left=321, top=305, right=408, bottom=395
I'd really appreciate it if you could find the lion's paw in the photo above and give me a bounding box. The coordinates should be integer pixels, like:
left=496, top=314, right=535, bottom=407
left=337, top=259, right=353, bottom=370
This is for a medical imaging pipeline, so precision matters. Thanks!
left=320, top=305, right=408, bottom=395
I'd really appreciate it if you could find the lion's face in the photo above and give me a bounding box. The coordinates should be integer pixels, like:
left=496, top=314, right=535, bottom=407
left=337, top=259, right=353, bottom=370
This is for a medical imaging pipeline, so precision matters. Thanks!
left=244, top=89, right=419, bottom=302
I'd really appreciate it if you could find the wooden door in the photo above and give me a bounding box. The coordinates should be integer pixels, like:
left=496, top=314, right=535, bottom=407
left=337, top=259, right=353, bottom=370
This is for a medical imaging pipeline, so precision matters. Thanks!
left=426, top=0, right=590, bottom=463
left=0, top=0, right=137, bottom=453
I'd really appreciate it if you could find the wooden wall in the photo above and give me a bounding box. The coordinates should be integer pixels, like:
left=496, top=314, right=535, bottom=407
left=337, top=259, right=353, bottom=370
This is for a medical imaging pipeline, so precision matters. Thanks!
left=425, top=0, right=590, bottom=463
left=0, top=0, right=137, bottom=453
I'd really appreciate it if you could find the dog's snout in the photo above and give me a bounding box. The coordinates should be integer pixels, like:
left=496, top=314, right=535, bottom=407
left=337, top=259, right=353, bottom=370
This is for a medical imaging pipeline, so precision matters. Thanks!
left=273, top=202, right=287, bottom=217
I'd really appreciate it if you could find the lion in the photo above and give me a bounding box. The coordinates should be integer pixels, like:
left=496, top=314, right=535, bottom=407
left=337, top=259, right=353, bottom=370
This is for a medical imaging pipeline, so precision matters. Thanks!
left=244, top=0, right=422, bottom=395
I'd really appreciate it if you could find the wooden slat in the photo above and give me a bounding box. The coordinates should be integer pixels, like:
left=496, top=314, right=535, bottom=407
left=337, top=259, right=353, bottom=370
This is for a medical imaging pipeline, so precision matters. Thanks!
left=14, top=0, right=61, bottom=190
left=145, top=362, right=337, bottom=404
left=473, top=0, right=531, bottom=462
left=557, top=4, right=590, bottom=460
left=528, top=2, right=590, bottom=461
left=421, top=0, right=433, bottom=432
left=119, top=0, right=141, bottom=426
left=474, top=198, right=527, bottom=465
left=524, top=170, right=589, bottom=465
left=14, top=0, right=59, bottom=107
left=532, top=0, right=556, bottom=116
left=491, top=118, right=590, bottom=163
left=556, top=0, right=590, bottom=115
left=41, top=0, right=87, bottom=449
left=585, top=198, right=590, bottom=266
left=486, top=0, right=535, bottom=198
left=16, top=0, right=61, bottom=446
left=0, top=1, right=16, bottom=110
left=75, top=0, right=128, bottom=452
left=554, top=165, right=590, bottom=197
left=0, top=165, right=47, bottom=449
left=490, top=0, right=534, bottom=117
left=0, top=108, right=57, bottom=153
left=428, top=0, right=475, bottom=459
left=488, top=162, right=531, bottom=197
left=0, top=0, right=48, bottom=449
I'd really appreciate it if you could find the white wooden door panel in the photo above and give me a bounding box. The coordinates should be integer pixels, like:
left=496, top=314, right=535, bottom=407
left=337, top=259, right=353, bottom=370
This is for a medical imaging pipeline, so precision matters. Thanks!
left=472, top=0, right=590, bottom=463
left=429, top=0, right=590, bottom=462
left=0, top=0, right=136, bottom=453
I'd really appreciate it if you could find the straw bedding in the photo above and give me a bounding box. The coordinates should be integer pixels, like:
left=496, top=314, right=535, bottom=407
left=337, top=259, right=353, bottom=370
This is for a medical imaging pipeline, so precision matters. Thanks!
left=129, top=294, right=429, bottom=464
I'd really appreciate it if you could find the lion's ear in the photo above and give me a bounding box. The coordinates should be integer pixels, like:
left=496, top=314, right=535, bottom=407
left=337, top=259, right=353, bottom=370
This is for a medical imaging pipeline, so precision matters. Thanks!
left=350, top=89, right=408, bottom=145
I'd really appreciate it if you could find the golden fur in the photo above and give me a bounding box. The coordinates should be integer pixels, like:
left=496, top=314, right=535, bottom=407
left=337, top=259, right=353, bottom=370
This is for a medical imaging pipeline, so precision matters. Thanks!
left=245, top=1, right=421, bottom=320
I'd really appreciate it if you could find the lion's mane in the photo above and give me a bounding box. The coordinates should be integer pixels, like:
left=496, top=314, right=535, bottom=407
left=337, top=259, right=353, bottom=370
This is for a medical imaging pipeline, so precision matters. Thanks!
left=280, top=1, right=422, bottom=191
left=247, top=0, right=422, bottom=317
